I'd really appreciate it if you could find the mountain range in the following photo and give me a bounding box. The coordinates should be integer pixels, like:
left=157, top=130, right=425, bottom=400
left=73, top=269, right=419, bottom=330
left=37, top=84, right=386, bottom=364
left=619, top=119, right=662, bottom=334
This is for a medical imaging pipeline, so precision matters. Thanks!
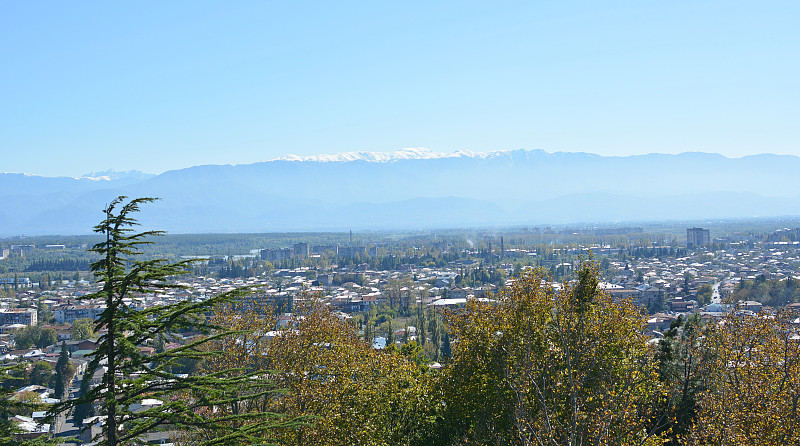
left=2, top=149, right=800, bottom=235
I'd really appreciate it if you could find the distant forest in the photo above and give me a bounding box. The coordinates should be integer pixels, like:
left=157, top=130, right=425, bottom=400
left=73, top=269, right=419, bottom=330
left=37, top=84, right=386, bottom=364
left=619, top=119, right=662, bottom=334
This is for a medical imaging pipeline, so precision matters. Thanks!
left=25, top=258, right=91, bottom=272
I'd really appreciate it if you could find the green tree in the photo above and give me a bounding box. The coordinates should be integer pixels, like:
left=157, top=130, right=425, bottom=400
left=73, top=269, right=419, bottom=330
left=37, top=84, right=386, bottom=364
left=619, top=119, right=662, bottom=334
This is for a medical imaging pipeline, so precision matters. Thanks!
left=50, top=196, right=298, bottom=446
left=36, top=297, right=53, bottom=325
left=13, top=326, right=56, bottom=349
left=29, top=361, right=52, bottom=387
left=385, top=320, right=395, bottom=346
left=154, top=334, right=166, bottom=354
left=36, top=327, right=56, bottom=349
left=696, top=283, right=713, bottom=306
left=69, top=318, right=95, bottom=341
left=653, top=313, right=713, bottom=444
left=440, top=331, right=451, bottom=360
left=0, top=364, right=62, bottom=445
left=0, top=365, right=25, bottom=444
left=12, top=327, right=36, bottom=349
left=683, top=271, right=694, bottom=297
left=54, top=342, right=74, bottom=399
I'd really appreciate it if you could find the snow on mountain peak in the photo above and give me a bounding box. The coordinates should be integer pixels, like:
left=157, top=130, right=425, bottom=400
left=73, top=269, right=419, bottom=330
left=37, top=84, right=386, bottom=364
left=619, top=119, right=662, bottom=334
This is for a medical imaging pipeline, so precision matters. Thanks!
left=273, top=148, right=514, bottom=163
left=78, top=170, right=155, bottom=181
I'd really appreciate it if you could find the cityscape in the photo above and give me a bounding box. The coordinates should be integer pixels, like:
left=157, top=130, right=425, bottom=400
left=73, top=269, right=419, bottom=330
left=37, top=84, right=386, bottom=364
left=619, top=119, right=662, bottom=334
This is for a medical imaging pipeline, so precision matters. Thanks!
left=1, top=215, right=799, bottom=443
left=3, top=1, right=799, bottom=445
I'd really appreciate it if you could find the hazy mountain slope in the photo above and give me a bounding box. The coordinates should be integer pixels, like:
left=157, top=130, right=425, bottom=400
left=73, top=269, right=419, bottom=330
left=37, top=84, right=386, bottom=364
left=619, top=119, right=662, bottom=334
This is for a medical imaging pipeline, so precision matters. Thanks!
left=140, top=150, right=800, bottom=204
left=512, top=192, right=800, bottom=224
left=0, top=173, right=116, bottom=197
left=2, top=150, right=799, bottom=235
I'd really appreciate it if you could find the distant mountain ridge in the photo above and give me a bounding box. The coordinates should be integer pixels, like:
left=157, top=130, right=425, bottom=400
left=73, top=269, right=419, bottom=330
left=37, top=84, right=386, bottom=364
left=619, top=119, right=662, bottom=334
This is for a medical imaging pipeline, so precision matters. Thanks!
left=273, top=147, right=519, bottom=163
left=2, top=149, right=800, bottom=235
left=79, top=170, right=156, bottom=182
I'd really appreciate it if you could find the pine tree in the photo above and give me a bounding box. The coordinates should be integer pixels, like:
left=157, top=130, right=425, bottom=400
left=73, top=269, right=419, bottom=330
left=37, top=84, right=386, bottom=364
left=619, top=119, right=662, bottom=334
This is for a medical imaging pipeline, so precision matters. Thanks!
left=49, top=196, right=297, bottom=445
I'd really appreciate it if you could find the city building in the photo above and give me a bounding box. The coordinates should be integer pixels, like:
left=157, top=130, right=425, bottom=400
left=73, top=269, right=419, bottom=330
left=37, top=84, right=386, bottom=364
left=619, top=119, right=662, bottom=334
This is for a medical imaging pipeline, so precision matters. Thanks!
left=293, top=242, right=309, bottom=258
left=0, top=277, right=31, bottom=288
left=0, top=308, right=37, bottom=326
left=54, top=305, right=106, bottom=324
left=338, top=246, right=366, bottom=257
left=686, top=227, right=710, bottom=247
left=261, top=248, right=293, bottom=263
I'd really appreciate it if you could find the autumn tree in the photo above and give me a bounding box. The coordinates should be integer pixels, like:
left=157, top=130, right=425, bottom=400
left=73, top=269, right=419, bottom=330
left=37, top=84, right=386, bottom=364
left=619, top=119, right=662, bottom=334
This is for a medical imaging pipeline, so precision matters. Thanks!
left=432, top=262, right=666, bottom=445
left=688, top=310, right=800, bottom=445
left=197, top=298, right=433, bottom=446
left=174, top=302, right=300, bottom=445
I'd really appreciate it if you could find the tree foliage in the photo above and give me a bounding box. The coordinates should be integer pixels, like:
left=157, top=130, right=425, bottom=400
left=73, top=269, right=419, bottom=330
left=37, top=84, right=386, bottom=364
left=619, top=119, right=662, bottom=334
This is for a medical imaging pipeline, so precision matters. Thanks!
left=69, top=318, right=95, bottom=341
left=54, top=341, right=75, bottom=400
left=13, top=326, right=56, bottom=350
left=696, top=284, right=713, bottom=306
left=433, top=262, right=666, bottom=445
left=653, top=314, right=713, bottom=445
left=197, top=299, right=433, bottom=446
left=49, top=196, right=298, bottom=446
left=19, top=198, right=800, bottom=445
left=0, top=365, right=62, bottom=446
left=688, top=310, right=800, bottom=445
left=731, top=275, right=800, bottom=307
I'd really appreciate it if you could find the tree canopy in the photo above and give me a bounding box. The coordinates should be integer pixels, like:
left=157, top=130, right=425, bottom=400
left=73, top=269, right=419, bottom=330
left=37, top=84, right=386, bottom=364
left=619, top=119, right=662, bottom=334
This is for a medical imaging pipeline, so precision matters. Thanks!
left=433, top=262, right=666, bottom=445
left=49, top=196, right=301, bottom=445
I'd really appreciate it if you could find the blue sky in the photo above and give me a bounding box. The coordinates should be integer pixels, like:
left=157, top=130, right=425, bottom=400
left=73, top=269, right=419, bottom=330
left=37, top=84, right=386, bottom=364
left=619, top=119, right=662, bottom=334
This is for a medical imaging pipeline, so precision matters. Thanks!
left=2, top=1, right=798, bottom=177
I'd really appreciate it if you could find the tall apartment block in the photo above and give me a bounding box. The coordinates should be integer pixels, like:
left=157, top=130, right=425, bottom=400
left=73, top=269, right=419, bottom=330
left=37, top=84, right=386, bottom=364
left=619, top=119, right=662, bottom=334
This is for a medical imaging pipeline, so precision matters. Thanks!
left=686, top=227, right=710, bottom=247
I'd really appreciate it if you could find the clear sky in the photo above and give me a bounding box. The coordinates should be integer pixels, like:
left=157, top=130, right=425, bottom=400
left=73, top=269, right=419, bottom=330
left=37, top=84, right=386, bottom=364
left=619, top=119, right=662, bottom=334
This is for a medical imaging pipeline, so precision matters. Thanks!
left=2, top=1, right=798, bottom=177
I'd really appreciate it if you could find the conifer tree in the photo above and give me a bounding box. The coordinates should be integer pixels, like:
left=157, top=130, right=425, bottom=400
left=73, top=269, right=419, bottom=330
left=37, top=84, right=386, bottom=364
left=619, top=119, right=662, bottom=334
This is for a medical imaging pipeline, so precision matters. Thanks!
left=72, top=368, right=94, bottom=426
left=54, top=342, right=72, bottom=399
left=49, top=196, right=295, bottom=445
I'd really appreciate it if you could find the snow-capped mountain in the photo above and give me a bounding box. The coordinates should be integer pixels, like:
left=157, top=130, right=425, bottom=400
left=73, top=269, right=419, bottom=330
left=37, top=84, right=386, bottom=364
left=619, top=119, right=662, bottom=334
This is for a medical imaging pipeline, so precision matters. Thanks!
left=2, top=149, right=800, bottom=235
left=273, top=148, right=503, bottom=163
left=79, top=170, right=156, bottom=182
